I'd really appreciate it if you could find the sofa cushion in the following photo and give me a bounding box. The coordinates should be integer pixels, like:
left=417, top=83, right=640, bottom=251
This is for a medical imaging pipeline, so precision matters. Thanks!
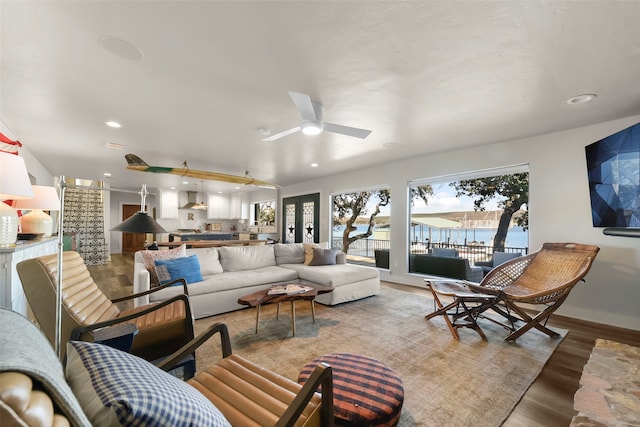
left=273, top=243, right=305, bottom=265
left=150, top=266, right=299, bottom=300
left=309, top=247, right=340, bottom=266
left=493, top=251, right=522, bottom=267
left=140, top=245, right=186, bottom=286
left=218, top=245, right=276, bottom=272
left=155, top=255, right=203, bottom=285
left=66, top=341, right=230, bottom=427
left=432, top=247, right=459, bottom=258
left=280, top=263, right=379, bottom=287
left=187, top=247, right=223, bottom=275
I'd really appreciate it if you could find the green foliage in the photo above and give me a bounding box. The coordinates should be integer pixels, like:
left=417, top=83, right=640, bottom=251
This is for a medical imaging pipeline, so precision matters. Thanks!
left=257, top=202, right=275, bottom=225
left=450, top=173, right=529, bottom=251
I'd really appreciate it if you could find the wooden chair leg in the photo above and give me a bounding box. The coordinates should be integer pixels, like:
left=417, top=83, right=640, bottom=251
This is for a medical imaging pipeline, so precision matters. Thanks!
left=425, top=290, right=460, bottom=340
left=503, top=298, right=565, bottom=341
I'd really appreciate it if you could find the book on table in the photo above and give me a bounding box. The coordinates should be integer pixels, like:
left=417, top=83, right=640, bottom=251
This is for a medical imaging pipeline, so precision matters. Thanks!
left=268, top=284, right=314, bottom=295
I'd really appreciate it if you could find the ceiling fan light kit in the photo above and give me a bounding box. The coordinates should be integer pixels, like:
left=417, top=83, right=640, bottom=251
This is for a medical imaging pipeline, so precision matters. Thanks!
left=263, top=91, right=372, bottom=141
left=301, top=120, right=323, bottom=135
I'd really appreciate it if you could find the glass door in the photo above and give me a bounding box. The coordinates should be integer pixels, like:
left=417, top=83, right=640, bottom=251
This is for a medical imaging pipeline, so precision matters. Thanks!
left=282, top=193, right=320, bottom=243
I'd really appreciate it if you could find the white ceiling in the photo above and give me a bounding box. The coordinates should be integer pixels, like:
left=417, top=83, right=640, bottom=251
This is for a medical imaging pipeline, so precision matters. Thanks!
left=2, top=1, right=640, bottom=194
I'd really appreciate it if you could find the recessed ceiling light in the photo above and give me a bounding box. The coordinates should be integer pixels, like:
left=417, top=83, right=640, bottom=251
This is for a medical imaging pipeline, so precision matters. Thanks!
left=310, top=163, right=319, bottom=168
left=258, top=128, right=271, bottom=136
left=235, top=186, right=241, bottom=190
left=103, top=172, right=112, bottom=177
left=99, top=36, right=144, bottom=61
left=567, top=94, right=597, bottom=105
left=105, top=121, right=122, bottom=128
left=182, top=181, right=189, bottom=185
left=217, top=191, right=223, bottom=194
left=170, top=187, right=176, bottom=190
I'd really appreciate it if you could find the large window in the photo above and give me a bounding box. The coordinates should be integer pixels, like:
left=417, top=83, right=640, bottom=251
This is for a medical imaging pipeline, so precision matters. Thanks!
left=250, top=200, right=275, bottom=226
left=408, top=166, right=529, bottom=275
left=331, top=187, right=390, bottom=265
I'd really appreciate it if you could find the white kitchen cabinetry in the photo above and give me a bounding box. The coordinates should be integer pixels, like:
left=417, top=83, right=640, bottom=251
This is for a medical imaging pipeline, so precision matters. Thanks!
left=229, top=193, right=248, bottom=219
left=207, top=193, right=230, bottom=219
left=157, top=189, right=179, bottom=219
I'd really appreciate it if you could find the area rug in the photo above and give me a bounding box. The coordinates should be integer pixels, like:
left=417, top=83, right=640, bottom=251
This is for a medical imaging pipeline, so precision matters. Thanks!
left=193, top=286, right=566, bottom=427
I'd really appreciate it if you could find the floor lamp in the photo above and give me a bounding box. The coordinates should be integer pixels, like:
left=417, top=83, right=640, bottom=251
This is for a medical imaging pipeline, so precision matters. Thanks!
left=53, top=180, right=166, bottom=357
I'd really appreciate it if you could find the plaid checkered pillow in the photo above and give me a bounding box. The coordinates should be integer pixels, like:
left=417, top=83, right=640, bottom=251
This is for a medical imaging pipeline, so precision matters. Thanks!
left=65, top=341, right=230, bottom=427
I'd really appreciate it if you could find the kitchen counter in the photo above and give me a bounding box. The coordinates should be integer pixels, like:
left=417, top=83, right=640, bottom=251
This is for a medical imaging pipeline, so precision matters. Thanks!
left=169, top=232, right=233, bottom=242
left=158, top=239, right=267, bottom=248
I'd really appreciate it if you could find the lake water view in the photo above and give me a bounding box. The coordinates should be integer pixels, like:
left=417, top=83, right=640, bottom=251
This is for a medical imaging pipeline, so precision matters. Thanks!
left=333, top=225, right=529, bottom=250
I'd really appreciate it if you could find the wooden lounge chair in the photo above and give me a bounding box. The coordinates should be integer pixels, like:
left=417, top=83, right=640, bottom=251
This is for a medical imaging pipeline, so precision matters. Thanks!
left=427, top=242, right=600, bottom=341
left=16, top=251, right=194, bottom=364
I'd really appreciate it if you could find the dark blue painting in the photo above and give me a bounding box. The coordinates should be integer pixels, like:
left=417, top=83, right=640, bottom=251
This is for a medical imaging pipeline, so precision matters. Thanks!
left=585, top=122, right=640, bottom=228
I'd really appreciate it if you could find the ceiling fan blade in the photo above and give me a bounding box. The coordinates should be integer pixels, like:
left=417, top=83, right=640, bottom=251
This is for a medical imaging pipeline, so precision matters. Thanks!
left=323, top=122, right=372, bottom=139
left=288, top=91, right=319, bottom=121
left=262, top=126, right=301, bottom=142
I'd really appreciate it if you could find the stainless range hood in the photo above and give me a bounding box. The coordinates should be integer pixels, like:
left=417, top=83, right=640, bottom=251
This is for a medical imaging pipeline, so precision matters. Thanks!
left=180, top=191, right=207, bottom=210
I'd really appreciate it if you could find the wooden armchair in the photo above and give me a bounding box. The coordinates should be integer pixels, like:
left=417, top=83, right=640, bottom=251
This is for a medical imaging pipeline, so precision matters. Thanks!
left=0, top=309, right=334, bottom=427
left=427, top=243, right=600, bottom=341
left=16, top=251, right=194, bottom=363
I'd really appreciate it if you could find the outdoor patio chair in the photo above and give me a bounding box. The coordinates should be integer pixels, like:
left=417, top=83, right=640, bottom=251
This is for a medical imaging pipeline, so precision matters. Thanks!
left=426, top=242, right=600, bottom=341
left=16, top=251, right=195, bottom=364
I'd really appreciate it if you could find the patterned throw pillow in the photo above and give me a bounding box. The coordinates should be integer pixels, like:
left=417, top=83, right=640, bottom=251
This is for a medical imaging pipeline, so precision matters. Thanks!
left=141, top=245, right=186, bottom=286
left=155, top=255, right=203, bottom=285
left=65, top=341, right=231, bottom=427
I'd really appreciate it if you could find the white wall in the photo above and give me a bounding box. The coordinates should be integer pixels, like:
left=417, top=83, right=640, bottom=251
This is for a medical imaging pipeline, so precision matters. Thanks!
left=281, top=116, right=640, bottom=330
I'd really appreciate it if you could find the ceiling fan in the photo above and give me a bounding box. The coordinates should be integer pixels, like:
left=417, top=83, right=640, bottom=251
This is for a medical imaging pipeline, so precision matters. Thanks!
left=262, top=91, right=372, bottom=142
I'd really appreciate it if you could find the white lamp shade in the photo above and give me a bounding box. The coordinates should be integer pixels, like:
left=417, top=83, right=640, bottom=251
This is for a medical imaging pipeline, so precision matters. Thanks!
left=0, top=152, right=34, bottom=246
left=0, top=152, right=33, bottom=200
left=14, top=185, right=61, bottom=210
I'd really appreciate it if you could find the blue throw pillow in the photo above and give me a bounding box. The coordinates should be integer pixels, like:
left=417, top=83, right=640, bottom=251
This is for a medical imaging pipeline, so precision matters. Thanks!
left=155, top=255, right=203, bottom=285
left=65, top=341, right=231, bottom=426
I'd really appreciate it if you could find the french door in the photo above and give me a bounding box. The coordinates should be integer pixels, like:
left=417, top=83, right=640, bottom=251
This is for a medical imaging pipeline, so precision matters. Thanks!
left=282, top=193, right=320, bottom=243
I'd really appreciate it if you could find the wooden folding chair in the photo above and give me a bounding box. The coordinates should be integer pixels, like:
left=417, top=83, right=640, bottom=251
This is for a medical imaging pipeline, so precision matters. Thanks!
left=427, top=243, right=600, bottom=341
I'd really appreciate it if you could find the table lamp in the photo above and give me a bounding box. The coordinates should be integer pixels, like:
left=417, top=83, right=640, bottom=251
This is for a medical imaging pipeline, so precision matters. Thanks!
left=0, top=152, right=34, bottom=246
left=14, top=185, right=61, bottom=237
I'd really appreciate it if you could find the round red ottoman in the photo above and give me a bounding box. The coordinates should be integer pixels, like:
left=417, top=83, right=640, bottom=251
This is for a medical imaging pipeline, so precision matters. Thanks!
left=298, top=353, right=404, bottom=427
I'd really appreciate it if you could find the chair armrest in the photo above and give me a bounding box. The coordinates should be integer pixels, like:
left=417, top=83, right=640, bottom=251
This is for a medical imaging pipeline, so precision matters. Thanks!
left=276, top=363, right=334, bottom=427
left=156, top=322, right=232, bottom=372
left=69, top=294, right=191, bottom=341
left=111, top=278, right=188, bottom=303
left=475, top=260, right=493, bottom=267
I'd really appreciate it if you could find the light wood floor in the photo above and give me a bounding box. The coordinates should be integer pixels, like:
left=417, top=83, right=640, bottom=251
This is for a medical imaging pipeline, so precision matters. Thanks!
left=90, top=254, right=640, bottom=427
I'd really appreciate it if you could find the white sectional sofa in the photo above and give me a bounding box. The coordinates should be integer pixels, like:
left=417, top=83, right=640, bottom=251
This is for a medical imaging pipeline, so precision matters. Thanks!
left=133, top=243, right=380, bottom=319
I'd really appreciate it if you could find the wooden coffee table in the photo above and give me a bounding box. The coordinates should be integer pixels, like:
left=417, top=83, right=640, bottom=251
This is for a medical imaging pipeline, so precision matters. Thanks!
left=237, top=283, right=333, bottom=336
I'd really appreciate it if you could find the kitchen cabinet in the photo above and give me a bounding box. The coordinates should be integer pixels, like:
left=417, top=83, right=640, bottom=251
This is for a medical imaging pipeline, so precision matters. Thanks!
left=157, top=189, right=179, bottom=219
left=229, top=193, right=248, bottom=219
left=207, top=193, right=230, bottom=219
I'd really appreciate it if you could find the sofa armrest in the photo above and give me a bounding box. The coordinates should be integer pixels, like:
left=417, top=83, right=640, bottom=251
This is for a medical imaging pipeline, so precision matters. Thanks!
left=336, top=251, right=346, bottom=264
left=133, top=261, right=150, bottom=307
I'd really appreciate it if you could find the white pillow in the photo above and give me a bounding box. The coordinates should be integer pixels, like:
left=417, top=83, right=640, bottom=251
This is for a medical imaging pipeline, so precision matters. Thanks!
left=187, top=247, right=223, bottom=275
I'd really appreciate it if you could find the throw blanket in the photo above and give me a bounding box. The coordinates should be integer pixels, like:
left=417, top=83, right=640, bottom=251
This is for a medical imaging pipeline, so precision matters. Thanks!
left=0, top=309, right=91, bottom=427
